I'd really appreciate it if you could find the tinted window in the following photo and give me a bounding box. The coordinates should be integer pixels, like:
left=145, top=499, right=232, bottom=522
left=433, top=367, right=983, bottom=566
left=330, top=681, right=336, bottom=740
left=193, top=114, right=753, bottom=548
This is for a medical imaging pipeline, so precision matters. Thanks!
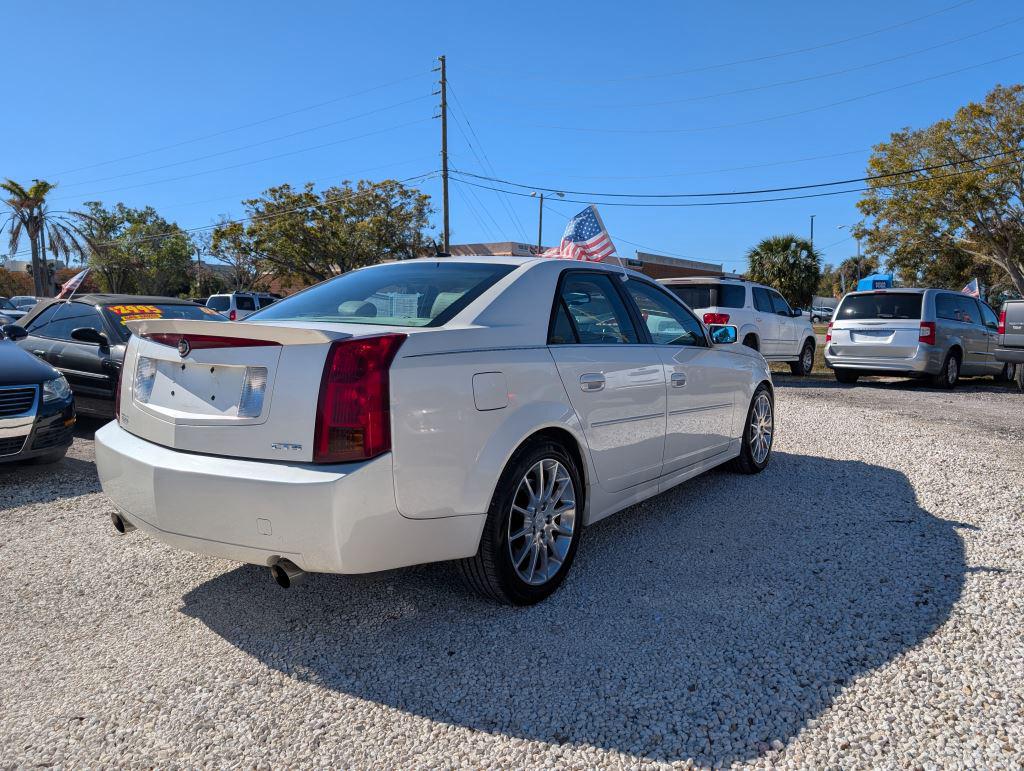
left=236, top=295, right=257, bottom=311
left=207, top=296, right=230, bottom=311
left=257, top=296, right=276, bottom=308
left=559, top=273, right=639, bottom=344
left=752, top=287, right=774, bottom=313
left=251, top=261, right=515, bottom=327
left=769, top=291, right=792, bottom=316
left=101, top=303, right=228, bottom=339
left=980, top=302, right=999, bottom=329
left=668, top=283, right=745, bottom=310
left=954, top=296, right=980, bottom=325
left=625, top=281, right=706, bottom=347
left=0, top=298, right=14, bottom=310
left=24, top=304, right=61, bottom=333
left=837, top=292, right=923, bottom=320
left=548, top=300, right=578, bottom=344
left=39, top=303, right=106, bottom=341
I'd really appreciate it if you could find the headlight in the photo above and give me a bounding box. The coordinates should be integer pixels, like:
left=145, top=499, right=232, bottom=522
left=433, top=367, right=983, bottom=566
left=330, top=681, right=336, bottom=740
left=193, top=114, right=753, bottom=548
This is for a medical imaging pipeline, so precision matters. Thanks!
left=42, top=375, right=72, bottom=404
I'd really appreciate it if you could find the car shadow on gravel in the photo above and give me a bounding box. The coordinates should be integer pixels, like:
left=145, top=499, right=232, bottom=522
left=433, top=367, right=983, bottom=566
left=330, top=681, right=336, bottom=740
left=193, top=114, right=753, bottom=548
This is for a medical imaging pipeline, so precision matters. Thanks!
left=181, top=451, right=965, bottom=767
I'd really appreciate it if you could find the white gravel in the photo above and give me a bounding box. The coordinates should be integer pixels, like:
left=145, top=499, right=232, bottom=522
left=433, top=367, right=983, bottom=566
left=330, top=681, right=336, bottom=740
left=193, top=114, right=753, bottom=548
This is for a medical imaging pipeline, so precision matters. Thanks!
left=1, top=380, right=1023, bottom=769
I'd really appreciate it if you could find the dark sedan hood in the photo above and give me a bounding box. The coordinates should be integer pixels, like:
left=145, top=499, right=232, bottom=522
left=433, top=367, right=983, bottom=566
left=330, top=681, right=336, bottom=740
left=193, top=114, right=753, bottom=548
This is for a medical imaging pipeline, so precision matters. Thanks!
left=0, top=340, right=59, bottom=385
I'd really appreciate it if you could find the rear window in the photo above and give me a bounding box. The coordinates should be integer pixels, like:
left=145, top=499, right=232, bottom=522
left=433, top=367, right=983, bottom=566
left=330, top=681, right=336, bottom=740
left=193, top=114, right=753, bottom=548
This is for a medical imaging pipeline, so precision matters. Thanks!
left=207, top=296, right=230, bottom=311
left=249, top=261, right=516, bottom=327
left=836, top=292, right=922, bottom=321
left=102, top=303, right=228, bottom=337
left=667, top=283, right=745, bottom=309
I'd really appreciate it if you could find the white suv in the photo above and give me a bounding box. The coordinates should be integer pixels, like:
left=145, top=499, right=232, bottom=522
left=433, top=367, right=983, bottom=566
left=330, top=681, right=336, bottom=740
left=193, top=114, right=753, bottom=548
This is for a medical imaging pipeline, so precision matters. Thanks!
left=661, top=277, right=817, bottom=375
left=206, top=292, right=277, bottom=321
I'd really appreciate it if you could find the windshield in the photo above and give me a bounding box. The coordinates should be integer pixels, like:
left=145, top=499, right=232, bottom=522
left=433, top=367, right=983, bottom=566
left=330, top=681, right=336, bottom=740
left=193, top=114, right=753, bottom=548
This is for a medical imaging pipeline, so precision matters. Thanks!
left=0, top=299, right=14, bottom=310
left=102, top=303, right=228, bottom=338
left=667, top=283, right=745, bottom=310
left=250, top=261, right=516, bottom=326
left=836, top=292, right=923, bottom=321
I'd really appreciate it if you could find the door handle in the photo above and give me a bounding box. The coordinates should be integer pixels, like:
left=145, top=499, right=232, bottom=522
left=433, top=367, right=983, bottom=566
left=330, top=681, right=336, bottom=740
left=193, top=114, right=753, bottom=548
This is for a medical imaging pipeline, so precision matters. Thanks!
left=670, top=372, right=687, bottom=388
left=579, top=373, right=605, bottom=392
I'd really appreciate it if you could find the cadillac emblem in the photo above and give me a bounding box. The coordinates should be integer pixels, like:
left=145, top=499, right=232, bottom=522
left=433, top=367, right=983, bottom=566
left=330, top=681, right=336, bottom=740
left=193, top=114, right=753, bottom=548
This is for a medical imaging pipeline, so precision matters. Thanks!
left=177, top=337, right=191, bottom=358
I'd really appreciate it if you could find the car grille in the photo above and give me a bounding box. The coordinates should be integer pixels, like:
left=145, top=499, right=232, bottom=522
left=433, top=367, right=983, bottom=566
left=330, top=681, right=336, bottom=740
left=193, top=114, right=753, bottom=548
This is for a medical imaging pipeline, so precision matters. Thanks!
left=31, top=423, right=74, bottom=451
left=0, top=435, right=27, bottom=457
left=0, top=386, right=37, bottom=417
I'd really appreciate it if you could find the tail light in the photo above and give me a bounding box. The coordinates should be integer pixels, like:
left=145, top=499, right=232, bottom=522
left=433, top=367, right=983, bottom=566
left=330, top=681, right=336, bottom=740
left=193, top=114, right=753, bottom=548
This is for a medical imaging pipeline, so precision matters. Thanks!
left=998, top=310, right=1006, bottom=335
left=919, top=321, right=936, bottom=345
left=314, top=334, right=406, bottom=464
left=229, top=309, right=237, bottom=321
left=825, top=322, right=833, bottom=343
left=703, top=312, right=730, bottom=325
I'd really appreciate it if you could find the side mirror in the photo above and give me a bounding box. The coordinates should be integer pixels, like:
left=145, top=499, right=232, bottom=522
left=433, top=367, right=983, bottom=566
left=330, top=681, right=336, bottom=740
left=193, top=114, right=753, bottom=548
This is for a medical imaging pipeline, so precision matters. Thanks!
left=792, top=308, right=803, bottom=317
left=1, top=324, right=28, bottom=342
left=708, top=324, right=738, bottom=345
left=70, top=327, right=108, bottom=347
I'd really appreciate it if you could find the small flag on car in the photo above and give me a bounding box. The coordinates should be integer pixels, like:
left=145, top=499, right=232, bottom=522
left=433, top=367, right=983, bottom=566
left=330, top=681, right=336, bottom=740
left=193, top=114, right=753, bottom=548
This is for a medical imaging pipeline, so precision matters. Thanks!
left=542, top=205, right=617, bottom=262
left=962, top=277, right=980, bottom=298
left=55, top=267, right=91, bottom=300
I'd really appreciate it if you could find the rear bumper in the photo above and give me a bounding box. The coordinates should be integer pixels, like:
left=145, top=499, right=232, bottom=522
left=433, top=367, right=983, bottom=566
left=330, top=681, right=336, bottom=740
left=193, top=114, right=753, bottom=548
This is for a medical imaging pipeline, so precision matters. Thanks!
left=824, top=345, right=939, bottom=375
left=994, top=346, right=1024, bottom=365
left=94, top=422, right=485, bottom=574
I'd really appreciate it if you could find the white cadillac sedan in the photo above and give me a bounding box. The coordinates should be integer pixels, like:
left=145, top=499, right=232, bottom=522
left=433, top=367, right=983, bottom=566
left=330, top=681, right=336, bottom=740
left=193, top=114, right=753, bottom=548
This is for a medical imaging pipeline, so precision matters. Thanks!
left=95, top=257, right=774, bottom=605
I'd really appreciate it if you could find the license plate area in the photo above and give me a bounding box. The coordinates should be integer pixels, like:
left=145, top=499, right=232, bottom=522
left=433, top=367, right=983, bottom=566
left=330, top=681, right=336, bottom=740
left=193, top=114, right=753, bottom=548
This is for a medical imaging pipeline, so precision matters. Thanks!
left=148, top=361, right=246, bottom=417
left=851, top=329, right=894, bottom=341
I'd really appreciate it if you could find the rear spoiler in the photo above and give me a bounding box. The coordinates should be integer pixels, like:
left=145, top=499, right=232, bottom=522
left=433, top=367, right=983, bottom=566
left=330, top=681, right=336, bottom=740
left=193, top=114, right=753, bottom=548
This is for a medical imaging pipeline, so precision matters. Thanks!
left=126, top=318, right=350, bottom=346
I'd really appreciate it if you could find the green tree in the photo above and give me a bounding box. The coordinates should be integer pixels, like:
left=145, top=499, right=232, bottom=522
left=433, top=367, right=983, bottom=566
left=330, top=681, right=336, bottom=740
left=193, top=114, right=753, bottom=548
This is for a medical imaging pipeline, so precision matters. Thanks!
left=817, top=264, right=837, bottom=298
left=857, top=84, right=1024, bottom=295
left=832, top=254, right=880, bottom=295
left=745, top=234, right=822, bottom=307
left=0, top=179, right=96, bottom=296
left=219, top=179, right=432, bottom=287
left=81, top=202, right=194, bottom=295
left=209, top=219, right=263, bottom=290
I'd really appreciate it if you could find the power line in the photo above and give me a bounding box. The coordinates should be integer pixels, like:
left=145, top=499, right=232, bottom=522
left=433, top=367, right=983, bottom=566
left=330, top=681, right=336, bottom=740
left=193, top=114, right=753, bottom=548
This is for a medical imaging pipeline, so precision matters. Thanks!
left=44, top=71, right=434, bottom=178
left=535, top=50, right=1024, bottom=134
left=451, top=147, right=1024, bottom=199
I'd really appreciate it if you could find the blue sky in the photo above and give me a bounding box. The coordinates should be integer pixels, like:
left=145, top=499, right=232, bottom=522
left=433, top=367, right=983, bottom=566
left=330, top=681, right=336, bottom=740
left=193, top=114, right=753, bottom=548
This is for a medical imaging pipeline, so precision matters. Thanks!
left=3, top=0, right=1022, bottom=272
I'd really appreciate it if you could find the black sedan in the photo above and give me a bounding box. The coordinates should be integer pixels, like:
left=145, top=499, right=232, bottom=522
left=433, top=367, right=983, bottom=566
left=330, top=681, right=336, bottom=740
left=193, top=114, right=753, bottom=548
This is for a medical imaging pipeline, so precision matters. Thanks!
left=8, top=294, right=228, bottom=419
left=0, top=325, right=76, bottom=464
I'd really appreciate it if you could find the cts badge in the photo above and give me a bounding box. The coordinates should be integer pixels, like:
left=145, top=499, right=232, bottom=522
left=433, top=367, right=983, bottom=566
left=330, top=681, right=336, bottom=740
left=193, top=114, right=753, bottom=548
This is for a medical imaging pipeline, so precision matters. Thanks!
left=177, top=337, right=191, bottom=358
left=271, top=442, right=303, bottom=452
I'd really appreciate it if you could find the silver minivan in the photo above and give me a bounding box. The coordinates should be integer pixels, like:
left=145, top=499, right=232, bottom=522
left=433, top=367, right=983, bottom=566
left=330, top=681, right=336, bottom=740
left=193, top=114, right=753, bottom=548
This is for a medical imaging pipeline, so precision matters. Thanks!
left=825, top=288, right=1013, bottom=388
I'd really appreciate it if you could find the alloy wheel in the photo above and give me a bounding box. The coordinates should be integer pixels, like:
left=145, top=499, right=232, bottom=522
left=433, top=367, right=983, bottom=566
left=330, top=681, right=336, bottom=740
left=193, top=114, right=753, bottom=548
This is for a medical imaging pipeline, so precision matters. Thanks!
left=507, top=459, right=577, bottom=586
left=750, top=392, right=773, bottom=464
left=947, top=357, right=959, bottom=385
left=802, top=346, right=813, bottom=373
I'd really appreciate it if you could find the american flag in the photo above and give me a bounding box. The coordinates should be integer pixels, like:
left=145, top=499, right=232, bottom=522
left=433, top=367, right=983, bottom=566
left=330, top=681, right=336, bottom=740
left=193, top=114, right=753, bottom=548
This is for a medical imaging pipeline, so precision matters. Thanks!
left=962, top=277, right=980, bottom=298
left=541, top=205, right=617, bottom=262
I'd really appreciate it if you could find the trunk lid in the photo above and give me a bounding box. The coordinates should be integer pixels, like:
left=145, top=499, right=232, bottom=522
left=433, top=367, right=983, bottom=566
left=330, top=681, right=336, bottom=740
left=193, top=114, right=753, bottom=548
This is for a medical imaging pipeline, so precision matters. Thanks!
left=828, top=319, right=922, bottom=359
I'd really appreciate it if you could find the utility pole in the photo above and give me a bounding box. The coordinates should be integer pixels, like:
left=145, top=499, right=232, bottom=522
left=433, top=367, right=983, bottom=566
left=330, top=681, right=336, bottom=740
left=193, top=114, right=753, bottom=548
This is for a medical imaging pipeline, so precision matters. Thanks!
left=436, top=55, right=450, bottom=254
left=536, top=192, right=544, bottom=252
left=809, top=214, right=816, bottom=246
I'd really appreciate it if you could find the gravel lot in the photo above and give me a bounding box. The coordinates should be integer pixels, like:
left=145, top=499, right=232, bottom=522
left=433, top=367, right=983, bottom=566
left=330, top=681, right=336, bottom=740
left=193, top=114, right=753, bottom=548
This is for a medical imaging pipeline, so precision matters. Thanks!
left=1, top=379, right=1022, bottom=768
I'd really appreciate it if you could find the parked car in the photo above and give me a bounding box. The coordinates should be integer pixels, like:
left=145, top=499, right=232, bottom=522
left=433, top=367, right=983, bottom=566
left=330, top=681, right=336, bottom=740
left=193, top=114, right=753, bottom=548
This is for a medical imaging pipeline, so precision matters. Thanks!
left=0, top=325, right=76, bottom=464
left=9, top=294, right=228, bottom=418
left=206, top=292, right=277, bottom=321
left=661, top=276, right=817, bottom=375
left=95, top=258, right=775, bottom=605
left=824, top=288, right=1012, bottom=387
left=809, top=305, right=834, bottom=323
left=0, top=297, right=28, bottom=322
left=994, top=299, right=1023, bottom=382
left=10, top=295, right=38, bottom=312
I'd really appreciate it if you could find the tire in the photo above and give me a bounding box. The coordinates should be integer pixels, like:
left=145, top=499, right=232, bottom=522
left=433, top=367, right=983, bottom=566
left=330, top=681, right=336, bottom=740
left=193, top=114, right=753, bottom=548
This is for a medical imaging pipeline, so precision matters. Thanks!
left=811, top=315, right=821, bottom=323
left=789, top=340, right=815, bottom=376
left=30, top=448, right=67, bottom=465
left=729, top=385, right=774, bottom=475
left=931, top=350, right=960, bottom=389
left=994, top=362, right=1016, bottom=383
left=835, top=369, right=860, bottom=384
left=742, top=334, right=759, bottom=351
left=458, top=439, right=583, bottom=605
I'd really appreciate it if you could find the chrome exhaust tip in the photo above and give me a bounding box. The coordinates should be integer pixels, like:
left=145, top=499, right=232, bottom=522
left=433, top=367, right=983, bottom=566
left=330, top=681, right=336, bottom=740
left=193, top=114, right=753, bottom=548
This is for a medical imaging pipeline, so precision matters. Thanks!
left=111, top=512, right=136, bottom=534
left=269, top=559, right=305, bottom=589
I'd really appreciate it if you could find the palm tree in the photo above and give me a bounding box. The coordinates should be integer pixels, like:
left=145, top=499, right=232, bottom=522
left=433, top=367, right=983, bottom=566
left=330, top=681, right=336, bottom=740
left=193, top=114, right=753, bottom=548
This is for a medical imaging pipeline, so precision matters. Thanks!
left=746, top=234, right=822, bottom=308
left=0, top=179, right=97, bottom=297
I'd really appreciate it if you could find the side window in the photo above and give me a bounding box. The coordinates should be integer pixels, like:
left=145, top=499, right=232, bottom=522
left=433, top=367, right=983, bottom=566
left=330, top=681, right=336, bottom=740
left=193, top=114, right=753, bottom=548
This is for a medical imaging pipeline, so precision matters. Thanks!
left=559, top=273, right=639, bottom=345
left=236, top=295, right=256, bottom=311
left=936, top=294, right=958, bottom=321
left=258, top=296, right=275, bottom=308
left=24, top=304, right=60, bottom=333
left=548, top=300, right=578, bottom=344
left=719, top=284, right=746, bottom=309
left=769, top=291, right=792, bottom=316
left=980, top=302, right=999, bottom=330
left=41, top=303, right=106, bottom=341
left=752, top=287, right=774, bottom=313
left=624, top=281, right=707, bottom=347
left=954, top=296, right=979, bottom=325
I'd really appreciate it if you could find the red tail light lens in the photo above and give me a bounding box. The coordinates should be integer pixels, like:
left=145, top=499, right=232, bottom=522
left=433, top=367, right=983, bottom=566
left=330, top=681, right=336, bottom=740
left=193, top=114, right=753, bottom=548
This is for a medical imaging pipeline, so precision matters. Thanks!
left=228, top=309, right=237, bottom=321
left=919, top=321, right=936, bottom=345
left=314, top=334, right=406, bottom=464
left=703, top=312, right=730, bottom=325
left=825, top=322, right=833, bottom=343
left=998, top=310, right=1006, bottom=335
